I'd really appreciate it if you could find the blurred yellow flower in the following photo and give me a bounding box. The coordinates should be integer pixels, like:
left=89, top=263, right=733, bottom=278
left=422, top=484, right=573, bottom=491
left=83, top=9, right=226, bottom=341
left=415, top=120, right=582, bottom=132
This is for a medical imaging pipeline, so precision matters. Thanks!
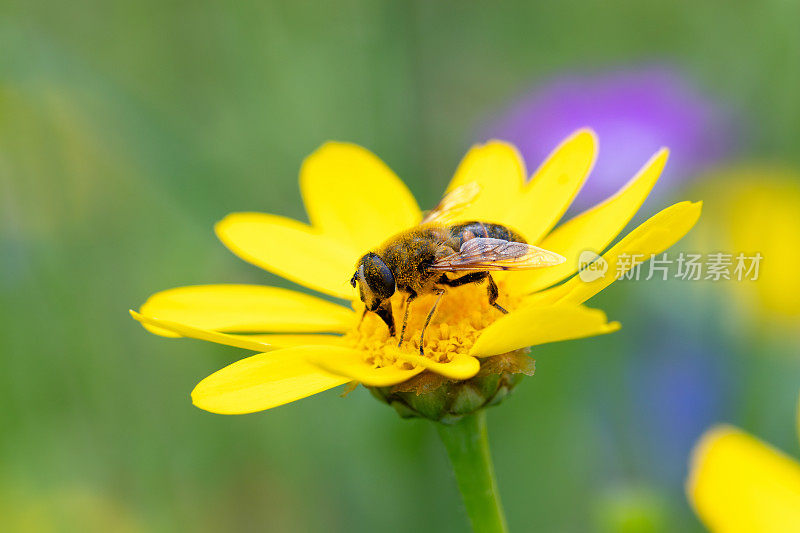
left=687, top=394, right=800, bottom=532
left=132, top=129, right=701, bottom=416
left=694, top=169, right=800, bottom=326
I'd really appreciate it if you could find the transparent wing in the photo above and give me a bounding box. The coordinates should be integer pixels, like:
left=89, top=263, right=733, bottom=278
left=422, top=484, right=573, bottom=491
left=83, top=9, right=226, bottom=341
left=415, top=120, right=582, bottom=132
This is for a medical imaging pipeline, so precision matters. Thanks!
left=429, top=237, right=565, bottom=272
left=421, top=182, right=481, bottom=225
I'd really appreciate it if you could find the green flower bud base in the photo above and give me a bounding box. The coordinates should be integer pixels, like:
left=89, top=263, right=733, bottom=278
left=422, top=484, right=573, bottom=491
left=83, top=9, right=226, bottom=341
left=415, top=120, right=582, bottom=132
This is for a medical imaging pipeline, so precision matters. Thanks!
left=368, top=350, right=534, bottom=424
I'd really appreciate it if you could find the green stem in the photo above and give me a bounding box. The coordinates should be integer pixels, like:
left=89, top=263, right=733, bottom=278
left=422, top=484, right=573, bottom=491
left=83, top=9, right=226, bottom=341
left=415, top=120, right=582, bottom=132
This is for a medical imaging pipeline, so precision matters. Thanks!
left=436, top=410, right=508, bottom=533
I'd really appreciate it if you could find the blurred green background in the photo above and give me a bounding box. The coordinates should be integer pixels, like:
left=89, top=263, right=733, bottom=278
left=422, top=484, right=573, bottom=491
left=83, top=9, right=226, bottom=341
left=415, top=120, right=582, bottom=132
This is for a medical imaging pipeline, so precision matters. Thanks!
left=2, top=1, right=800, bottom=531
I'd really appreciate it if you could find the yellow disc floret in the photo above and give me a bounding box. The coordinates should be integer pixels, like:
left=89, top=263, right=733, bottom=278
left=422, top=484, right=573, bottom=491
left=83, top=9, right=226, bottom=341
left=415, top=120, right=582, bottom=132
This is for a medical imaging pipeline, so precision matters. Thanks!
left=346, top=280, right=521, bottom=367
left=345, top=280, right=531, bottom=422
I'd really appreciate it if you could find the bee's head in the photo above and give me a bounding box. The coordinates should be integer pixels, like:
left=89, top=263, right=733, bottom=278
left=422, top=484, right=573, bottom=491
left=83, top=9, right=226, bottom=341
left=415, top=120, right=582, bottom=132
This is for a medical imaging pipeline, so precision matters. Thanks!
left=350, top=252, right=396, bottom=311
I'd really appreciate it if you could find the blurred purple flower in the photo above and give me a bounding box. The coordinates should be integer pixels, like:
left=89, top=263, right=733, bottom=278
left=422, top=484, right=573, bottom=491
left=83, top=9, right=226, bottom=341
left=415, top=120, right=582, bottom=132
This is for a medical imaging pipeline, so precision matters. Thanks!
left=482, top=66, right=737, bottom=209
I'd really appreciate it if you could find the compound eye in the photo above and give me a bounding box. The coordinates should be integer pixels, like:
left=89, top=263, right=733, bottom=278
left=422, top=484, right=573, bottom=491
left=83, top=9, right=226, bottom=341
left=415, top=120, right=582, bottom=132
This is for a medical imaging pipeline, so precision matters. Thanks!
left=353, top=253, right=395, bottom=310
left=362, top=254, right=395, bottom=301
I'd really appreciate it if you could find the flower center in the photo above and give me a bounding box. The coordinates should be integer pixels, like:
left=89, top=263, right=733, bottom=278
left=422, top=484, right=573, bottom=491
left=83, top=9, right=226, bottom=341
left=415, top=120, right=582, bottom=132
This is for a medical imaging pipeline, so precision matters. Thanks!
left=345, top=280, right=521, bottom=368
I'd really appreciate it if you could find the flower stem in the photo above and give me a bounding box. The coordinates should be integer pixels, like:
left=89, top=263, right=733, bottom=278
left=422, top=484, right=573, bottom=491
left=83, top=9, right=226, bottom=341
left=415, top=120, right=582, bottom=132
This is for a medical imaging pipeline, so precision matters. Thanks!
left=436, top=410, right=508, bottom=533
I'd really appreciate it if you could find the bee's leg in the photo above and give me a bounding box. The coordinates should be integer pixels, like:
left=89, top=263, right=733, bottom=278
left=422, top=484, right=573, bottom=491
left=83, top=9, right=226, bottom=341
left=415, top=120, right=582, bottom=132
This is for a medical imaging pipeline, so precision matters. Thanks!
left=438, top=271, right=487, bottom=287
left=374, top=300, right=396, bottom=337
left=486, top=274, right=508, bottom=314
left=418, top=288, right=445, bottom=355
left=356, top=308, right=368, bottom=332
left=439, top=272, right=507, bottom=313
left=397, top=291, right=417, bottom=347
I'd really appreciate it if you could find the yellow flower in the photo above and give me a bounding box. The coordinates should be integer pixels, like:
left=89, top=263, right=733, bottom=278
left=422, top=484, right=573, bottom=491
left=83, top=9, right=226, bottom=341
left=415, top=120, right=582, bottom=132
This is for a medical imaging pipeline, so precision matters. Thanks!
left=687, top=393, right=800, bottom=532
left=693, top=168, right=800, bottom=327
left=131, top=129, right=701, bottom=416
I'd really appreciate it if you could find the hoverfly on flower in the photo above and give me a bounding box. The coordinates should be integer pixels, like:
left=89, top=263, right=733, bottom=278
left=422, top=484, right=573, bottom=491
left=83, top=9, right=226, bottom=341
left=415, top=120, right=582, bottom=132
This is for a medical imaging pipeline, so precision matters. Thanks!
left=131, top=129, right=701, bottom=418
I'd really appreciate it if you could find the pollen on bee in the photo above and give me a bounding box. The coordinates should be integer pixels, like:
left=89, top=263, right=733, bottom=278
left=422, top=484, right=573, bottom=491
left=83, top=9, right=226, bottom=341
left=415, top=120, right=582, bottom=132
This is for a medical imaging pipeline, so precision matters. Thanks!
left=345, top=280, right=521, bottom=369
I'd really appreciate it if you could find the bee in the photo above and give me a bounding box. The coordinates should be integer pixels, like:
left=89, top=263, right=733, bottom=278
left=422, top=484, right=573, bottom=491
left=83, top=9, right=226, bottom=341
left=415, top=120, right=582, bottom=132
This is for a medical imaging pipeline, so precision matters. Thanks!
left=350, top=183, right=565, bottom=354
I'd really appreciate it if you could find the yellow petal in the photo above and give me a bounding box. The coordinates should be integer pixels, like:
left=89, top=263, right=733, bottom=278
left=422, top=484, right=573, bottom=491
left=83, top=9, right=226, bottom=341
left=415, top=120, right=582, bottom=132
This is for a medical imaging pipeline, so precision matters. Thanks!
left=445, top=141, right=526, bottom=223
left=507, top=149, right=668, bottom=295
left=687, top=425, right=800, bottom=532
left=139, top=284, right=354, bottom=335
left=470, top=304, right=620, bottom=357
left=132, top=310, right=342, bottom=351
left=391, top=350, right=480, bottom=380
left=130, top=310, right=274, bottom=352
left=505, top=129, right=598, bottom=243
left=305, top=347, right=423, bottom=387
left=528, top=201, right=703, bottom=306
left=243, top=333, right=345, bottom=347
left=216, top=213, right=357, bottom=299
left=300, top=142, right=422, bottom=252
left=191, top=346, right=350, bottom=414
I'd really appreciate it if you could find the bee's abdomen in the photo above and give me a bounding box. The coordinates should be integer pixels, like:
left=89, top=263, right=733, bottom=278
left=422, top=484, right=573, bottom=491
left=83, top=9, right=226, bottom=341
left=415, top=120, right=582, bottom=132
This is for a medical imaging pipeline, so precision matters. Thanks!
left=448, top=221, right=526, bottom=248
